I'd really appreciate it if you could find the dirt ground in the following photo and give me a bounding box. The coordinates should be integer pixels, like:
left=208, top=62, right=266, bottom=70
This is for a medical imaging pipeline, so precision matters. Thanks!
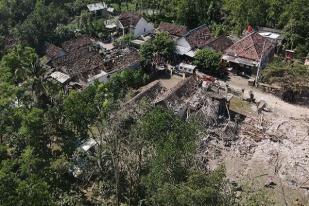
left=158, top=74, right=184, bottom=89
left=213, top=74, right=309, bottom=205
left=221, top=73, right=309, bottom=119
left=142, top=74, right=309, bottom=205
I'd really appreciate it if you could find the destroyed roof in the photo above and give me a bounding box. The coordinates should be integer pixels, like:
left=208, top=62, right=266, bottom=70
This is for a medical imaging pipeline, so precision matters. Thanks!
left=45, top=43, right=66, bottom=60
left=52, top=47, right=104, bottom=76
left=118, top=12, right=142, bottom=28
left=105, top=49, right=141, bottom=73
left=224, top=32, right=275, bottom=62
left=184, top=25, right=213, bottom=49
left=61, top=36, right=93, bottom=52
left=206, top=36, right=234, bottom=52
left=158, top=22, right=188, bottom=37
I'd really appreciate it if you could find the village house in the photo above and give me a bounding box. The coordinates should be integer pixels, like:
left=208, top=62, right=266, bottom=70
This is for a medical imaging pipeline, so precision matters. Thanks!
left=158, top=22, right=188, bottom=40
left=45, top=36, right=141, bottom=89
left=222, top=32, right=276, bottom=76
left=175, top=24, right=213, bottom=58
left=117, top=12, right=154, bottom=37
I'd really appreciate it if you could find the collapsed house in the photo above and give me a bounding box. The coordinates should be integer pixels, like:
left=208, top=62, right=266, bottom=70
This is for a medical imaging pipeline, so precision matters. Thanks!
left=117, top=12, right=154, bottom=37
left=45, top=36, right=141, bottom=89
left=222, top=32, right=276, bottom=76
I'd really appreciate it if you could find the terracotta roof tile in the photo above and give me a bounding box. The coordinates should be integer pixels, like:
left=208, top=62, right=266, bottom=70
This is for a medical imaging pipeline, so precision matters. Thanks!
left=184, top=25, right=213, bottom=49
left=207, top=36, right=234, bottom=52
left=118, top=12, right=142, bottom=28
left=225, top=32, right=275, bottom=61
left=158, top=22, right=188, bottom=37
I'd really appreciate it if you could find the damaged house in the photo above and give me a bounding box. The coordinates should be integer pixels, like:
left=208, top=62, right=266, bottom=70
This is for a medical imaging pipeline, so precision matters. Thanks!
left=46, top=36, right=141, bottom=89
left=117, top=12, right=154, bottom=37
left=222, top=32, right=276, bottom=76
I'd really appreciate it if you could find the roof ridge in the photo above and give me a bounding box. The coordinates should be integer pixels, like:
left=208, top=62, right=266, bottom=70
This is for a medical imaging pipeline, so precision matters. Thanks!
left=183, top=24, right=208, bottom=37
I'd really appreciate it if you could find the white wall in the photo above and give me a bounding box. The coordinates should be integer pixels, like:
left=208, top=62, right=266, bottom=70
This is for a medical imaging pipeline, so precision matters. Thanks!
left=88, top=72, right=110, bottom=85
left=176, top=37, right=191, bottom=50
left=133, top=18, right=154, bottom=37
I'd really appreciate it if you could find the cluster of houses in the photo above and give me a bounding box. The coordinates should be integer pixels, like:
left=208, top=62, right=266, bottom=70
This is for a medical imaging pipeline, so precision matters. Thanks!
left=43, top=2, right=287, bottom=91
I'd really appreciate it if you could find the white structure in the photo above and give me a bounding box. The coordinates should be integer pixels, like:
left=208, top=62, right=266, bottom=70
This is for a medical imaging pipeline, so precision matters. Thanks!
left=80, top=138, right=97, bottom=152
left=178, top=63, right=196, bottom=74
left=50, top=71, right=70, bottom=84
left=257, top=27, right=284, bottom=46
left=175, top=25, right=211, bottom=58
left=95, top=41, right=115, bottom=51
left=87, top=71, right=110, bottom=85
left=87, top=2, right=107, bottom=12
left=118, top=12, right=154, bottom=37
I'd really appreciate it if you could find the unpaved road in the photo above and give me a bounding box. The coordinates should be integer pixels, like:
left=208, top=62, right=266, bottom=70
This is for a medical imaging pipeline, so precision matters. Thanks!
left=221, top=74, right=309, bottom=119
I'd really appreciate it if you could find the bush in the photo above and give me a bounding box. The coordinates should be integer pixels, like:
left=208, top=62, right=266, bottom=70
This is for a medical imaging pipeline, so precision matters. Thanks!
left=194, top=49, right=222, bottom=75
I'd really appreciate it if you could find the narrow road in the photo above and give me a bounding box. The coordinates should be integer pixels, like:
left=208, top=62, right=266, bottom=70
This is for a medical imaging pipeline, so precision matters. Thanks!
left=220, top=74, right=309, bottom=119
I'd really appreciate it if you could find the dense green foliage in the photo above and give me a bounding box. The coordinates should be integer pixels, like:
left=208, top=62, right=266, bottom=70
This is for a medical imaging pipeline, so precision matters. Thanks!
left=140, top=32, right=175, bottom=64
left=1, top=0, right=308, bottom=205
left=261, top=58, right=309, bottom=102
left=194, top=49, right=222, bottom=75
left=115, top=0, right=309, bottom=58
left=0, top=42, right=234, bottom=205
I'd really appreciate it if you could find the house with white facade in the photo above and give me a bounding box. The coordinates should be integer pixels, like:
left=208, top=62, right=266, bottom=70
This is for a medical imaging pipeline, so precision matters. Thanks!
left=175, top=24, right=213, bottom=58
left=222, top=32, right=276, bottom=76
left=117, top=12, right=154, bottom=37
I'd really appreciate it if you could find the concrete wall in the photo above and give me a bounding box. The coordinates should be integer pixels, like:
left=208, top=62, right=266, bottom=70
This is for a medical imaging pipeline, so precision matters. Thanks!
left=176, top=37, right=191, bottom=50
left=133, top=18, right=154, bottom=37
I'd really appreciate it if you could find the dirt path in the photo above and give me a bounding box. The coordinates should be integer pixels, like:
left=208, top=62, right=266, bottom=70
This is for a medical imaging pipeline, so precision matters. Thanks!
left=220, top=74, right=309, bottom=119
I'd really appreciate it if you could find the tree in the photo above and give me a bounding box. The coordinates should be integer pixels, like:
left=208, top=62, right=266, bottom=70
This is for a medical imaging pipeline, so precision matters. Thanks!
left=261, top=58, right=309, bottom=102
left=140, top=32, right=175, bottom=65
left=149, top=167, right=234, bottom=206
left=16, top=0, right=67, bottom=50
left=194, top=49, right=222, bottom=75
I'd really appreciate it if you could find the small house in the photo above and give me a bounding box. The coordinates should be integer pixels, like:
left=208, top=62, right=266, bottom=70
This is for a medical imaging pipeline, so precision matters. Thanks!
left=176, top=24, right=213, bottom=58
left=117, top=12, right=154, bottom=37
left=222, top=32, right=276, bottom=76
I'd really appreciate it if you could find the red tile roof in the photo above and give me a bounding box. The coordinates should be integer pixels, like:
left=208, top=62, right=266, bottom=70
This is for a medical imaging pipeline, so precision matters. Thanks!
left=206, top=36, right=234, bottom=52
left=225, top=32, right=275, bottom=62
left=184, top=25, right=213, bottom=49
left=158, top=22, right=188, bottom=37
left=118, top=12, right=142, bottom=28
